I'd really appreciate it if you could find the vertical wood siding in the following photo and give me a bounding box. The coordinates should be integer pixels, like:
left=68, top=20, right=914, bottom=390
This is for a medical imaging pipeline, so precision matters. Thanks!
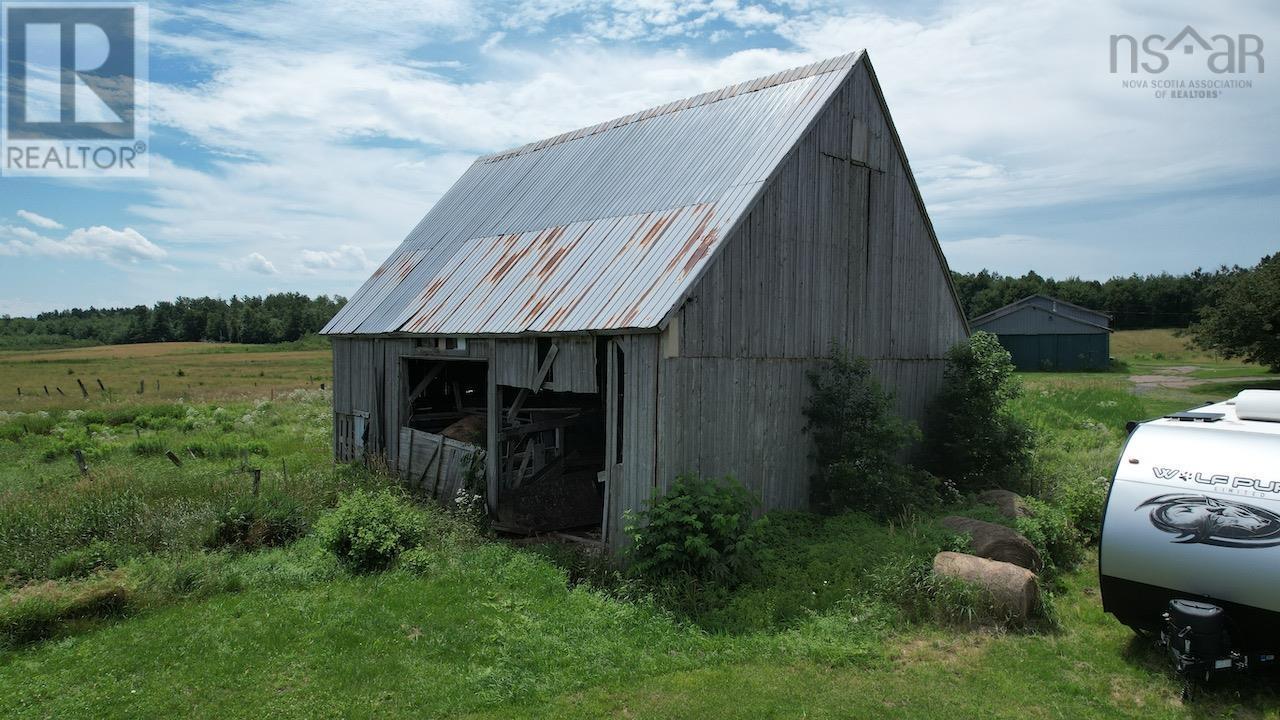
left=493, top=336, right=596, bottom=393
left=655, top=61, right=967, bottom=512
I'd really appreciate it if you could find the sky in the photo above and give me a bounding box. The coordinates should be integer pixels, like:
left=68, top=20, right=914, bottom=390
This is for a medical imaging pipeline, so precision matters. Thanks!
left=0, top=0, right=1276, bottom=316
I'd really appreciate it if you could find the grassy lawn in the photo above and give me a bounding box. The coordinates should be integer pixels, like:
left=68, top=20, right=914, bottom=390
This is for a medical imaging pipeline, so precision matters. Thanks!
left=1, top=332, right=1278, bottom=719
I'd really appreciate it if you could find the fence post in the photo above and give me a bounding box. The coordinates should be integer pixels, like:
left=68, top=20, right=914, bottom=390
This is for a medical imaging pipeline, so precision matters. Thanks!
left=251, top=468, right=261, bottom=497
left=77, top=379, right=89, bottom=398
left=73, top=449, right=88, bottom=476
left=165, top=450, right=182, bottom=467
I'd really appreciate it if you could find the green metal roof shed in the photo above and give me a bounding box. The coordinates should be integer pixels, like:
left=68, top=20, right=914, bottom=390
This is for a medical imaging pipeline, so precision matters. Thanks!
left=970, top=295, right=1112, bottom=371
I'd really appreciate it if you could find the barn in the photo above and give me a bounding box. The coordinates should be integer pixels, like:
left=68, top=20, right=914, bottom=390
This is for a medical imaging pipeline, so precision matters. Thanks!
left=970, top=295, right=1111, bottom=371
left=320, top=51, right=969, bottom=547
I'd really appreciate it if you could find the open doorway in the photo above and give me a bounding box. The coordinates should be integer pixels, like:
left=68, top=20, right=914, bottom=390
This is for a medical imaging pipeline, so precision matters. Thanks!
left=493, top=385, right=604, bottom=534
left=399, top=358, right=489, bottom=504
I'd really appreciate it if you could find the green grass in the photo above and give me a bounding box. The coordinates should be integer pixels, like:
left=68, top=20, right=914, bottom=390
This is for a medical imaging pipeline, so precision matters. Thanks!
left=2, top=337, right=1279, bottom=718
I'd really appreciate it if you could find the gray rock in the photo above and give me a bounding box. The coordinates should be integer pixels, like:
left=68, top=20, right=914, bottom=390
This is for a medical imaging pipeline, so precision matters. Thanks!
left=941, top=515, right=1043, bottom=572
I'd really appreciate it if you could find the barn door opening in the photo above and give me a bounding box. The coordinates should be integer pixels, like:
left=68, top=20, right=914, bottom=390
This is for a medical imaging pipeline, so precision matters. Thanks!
left=493, top=381, right=605, bottom=535
left=398, top=358, right=489, bottom=504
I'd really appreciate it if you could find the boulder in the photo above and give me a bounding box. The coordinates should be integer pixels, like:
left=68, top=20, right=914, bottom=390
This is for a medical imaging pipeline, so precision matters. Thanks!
left=932, top=551, right=1039, bottom=621
left=941, top=516, right=1043, bottom=572
left=977, top=489, right=1033, bottom=519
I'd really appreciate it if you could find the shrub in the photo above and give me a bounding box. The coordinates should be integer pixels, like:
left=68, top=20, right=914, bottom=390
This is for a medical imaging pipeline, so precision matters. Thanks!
left=624, top=475, right=763, bottom=583
left=1054, top=473, right=1110, bottom=542
left=205, top=496, right=308, bottom=551
left=922, top=332, right=1035, bottom=495
left=815, top=462, right=940, bottom=520
left=1016, top=498, right=1084, bottom=571
left=803, top=352, right=922, bottom=516
left=315, top=490, right=427, bottom=572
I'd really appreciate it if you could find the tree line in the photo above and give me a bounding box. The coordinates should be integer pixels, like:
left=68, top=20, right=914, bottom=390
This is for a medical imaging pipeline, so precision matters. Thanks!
left=951, top=265, right=1249, bottom=329
left=0, top=294, right=346, bottom=349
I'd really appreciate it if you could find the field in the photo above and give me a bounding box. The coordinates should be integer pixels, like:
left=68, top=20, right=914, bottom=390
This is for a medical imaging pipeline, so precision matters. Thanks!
left=0, top=330, right=1277, bottom=719
left=0, top=339, right=331, bottom=412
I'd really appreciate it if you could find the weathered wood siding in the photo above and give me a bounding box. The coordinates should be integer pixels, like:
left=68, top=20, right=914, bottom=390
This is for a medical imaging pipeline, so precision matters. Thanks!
left=493, top=336, right=596, bottom=393
left=605, top=334, right=659, bottom=548
left=657, top=60, right=968, bottom=511
left=397, top=427, right=484, bottom=503
left=331, top=336, right=493, bottom=467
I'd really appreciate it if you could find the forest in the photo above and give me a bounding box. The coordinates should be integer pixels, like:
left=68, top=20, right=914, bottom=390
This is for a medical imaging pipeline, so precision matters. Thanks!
left=949, top=265, right=1249, bottom=330
left=0, top=294, right=346, bottom=350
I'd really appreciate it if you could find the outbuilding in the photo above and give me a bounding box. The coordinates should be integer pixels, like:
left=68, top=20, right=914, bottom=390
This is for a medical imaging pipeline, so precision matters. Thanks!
left=970, top=295, right=1111, bottom=371
left=321, top=51, right=969, bottom=547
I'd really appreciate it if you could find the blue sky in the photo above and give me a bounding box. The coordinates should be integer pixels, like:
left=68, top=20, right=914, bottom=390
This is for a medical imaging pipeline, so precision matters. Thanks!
left=0, top=0, right=1276, bottom=316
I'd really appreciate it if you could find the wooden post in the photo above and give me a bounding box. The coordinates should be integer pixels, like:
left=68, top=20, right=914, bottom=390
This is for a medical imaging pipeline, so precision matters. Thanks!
left=134, top=426, right=141, bottom=438
left=96, top=379, right=105, bottom=392
left=138, top=380, right=145, bottom=395
left=56, top=387, right=65, bottom=396
left=77, top=379, right=88, bottom=398
left=73, top=449, right=88, bottom=476
left=251, top=468, right=261, bottom=497
left=43, top=386, right=49, bottom=396
left=155, top=379, right=160, bottom=393
left=15, top=387, right=19, bottom=397
left=165, top=450, right=182, bottom=467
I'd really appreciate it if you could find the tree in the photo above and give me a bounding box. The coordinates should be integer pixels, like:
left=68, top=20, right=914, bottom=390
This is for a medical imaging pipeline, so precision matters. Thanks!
left=1187, top=254, right=1280, bottom=371
left=921, top=332, right=1034, bottom=495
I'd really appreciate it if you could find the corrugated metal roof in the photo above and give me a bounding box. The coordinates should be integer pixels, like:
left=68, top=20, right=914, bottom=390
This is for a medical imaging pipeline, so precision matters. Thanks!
left=323, top=51, right=863, bottom=336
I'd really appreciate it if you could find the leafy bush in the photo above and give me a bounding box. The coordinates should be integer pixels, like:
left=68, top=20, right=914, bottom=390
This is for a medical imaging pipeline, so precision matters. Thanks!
left=1016, top=498, right=1084, bottom=571
left=205, top=495, right=308, bottom=551
left=922, top=332, right=1035, bottom=495
left=803, top=352, right=923, bottom=516
left=315, top=490, right=427, bottom=572
left=1054, top=473, right=1110, bottom=542
left=624, top=475, right=763, bottom=583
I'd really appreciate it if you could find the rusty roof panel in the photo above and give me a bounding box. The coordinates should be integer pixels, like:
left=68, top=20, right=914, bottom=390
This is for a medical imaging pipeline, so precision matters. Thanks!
left=323, top=51, right=863, bottom=336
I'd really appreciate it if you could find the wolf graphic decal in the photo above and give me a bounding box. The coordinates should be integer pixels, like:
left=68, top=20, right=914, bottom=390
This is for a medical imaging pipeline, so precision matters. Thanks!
left=1139, top=494, right=1280, bottom=548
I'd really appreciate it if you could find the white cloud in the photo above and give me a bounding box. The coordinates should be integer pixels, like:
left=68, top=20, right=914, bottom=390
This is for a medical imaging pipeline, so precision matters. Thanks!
left=0, top=224, right=165, bottom=264
left=232, top=252, right=280, bottom=275
left=300, top=244, right=373, bottom=272
left=82, top=0, right=1274, bottom=294
left=16, top=210, right=64, bottom=230
left=774, top=2, right=1280, bottom=218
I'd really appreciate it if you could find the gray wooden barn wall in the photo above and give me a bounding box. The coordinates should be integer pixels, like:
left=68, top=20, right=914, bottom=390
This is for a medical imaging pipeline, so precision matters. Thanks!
left=606, top=333, right=660, bottom=546
left=493, top=336, right=597, bottom=393
left=652, top=60, right=967, bottom=511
